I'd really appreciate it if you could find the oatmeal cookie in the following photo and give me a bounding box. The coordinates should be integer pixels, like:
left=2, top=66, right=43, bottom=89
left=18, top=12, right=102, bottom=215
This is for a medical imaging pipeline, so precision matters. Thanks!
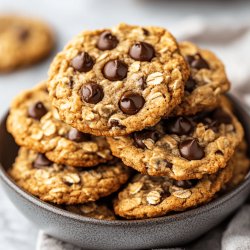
left=64, top=202, right=115, bottom=220
left=0, top=15, right=54, bottom=72
left=9, top=148, right=131, bottom=204
left=48, top=23, right=189, bottom=136
left=108, top=104, right=243, bottom=180
left=172, top=41, right=230, bottom=116
left=114, top=153, right=235, bottom=219
left=7, top=82, right=112, bottom=167
left=224, top=141, right=250, bottom=190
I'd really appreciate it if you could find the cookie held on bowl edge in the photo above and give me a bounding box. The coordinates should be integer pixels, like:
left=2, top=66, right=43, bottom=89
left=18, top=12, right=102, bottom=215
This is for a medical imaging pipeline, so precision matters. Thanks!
left=48, top=23, right=189, bottom=136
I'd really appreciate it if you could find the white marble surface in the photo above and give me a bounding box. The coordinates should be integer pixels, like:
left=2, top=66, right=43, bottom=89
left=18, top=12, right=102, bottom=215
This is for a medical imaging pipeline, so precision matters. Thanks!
left=0, top=0, right=250, bottom=249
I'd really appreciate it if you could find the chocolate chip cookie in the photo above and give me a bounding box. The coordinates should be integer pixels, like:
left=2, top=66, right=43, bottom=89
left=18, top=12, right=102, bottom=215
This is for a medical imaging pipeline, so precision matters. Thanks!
left=114, top=152, right=236, bottom=219
left=9, top=148, right=131, bottom=204
left=7, top=82, right=112, bottom=167
left=64, top=202, right=116, bottom=220
left=171, top=42, right=230, bottom=116
left=108, top=103, right=243, bottom=180
left=0, top=15, right=54, bottom=72
left=48, top=23, right=189, bottom=136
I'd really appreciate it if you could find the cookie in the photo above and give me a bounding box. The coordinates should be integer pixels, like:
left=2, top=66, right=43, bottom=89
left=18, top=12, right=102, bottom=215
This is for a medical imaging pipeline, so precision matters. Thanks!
left=9, top=148, right=131, bottom=204
left=114, top=153, right=235, bottom=219
left=0, top=15, right=54, bottom=72
left=48, top=23, right=189, bottom=136
left=224, top=141, right=250, bottom=190
left=171, top=42, right=230, bottom=116
left=107, top=103, right=243, bottom=180
left=7, top=82, right=112, bottom=167
left=64, top=202, right=116, bottom=220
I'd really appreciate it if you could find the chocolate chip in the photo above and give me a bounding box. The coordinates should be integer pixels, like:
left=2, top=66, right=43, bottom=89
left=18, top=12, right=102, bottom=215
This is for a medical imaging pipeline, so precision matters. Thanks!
left=185, top=55, right=195, bottom=65
left=103, top=60, right=128, bottom=81
left=138, top=77, right=146, bottom=90
left=192, top=55, right=209, bottom=70
left=71, top=52, right=94, bottom=72
left=164, top=117, right=193, bottom=135
left=179, top=139, right=205, bottom=160
left=97, top=31, right=118, bottom=51
left=129, top=42, right=155, bottom=62
left=215, top=150, right=224, bottom=156
left=186, top=53, right=209, bottom=70
left=162, top=190, right=171, bottom=199
left=33, top=154, right=52, bottom=168
left=164, top=160, right=173, bottom=169
left=119, top=91, right=145, bottom=115
left=185, top=77, right=197, bottom=92
left=190, top=111, right=208, bottom=123
left=193, top=112, right=210, bottom=121
left=191, top=109, right=229, bottom=132
left=133, top=129, right=160, bottom=149
left=67, top=128, right=91, bottom=142
left=16, top=27, right=30, bottom=41
left=205, top=119, right=219, bottom=133
left=211, top=108, right=232, bottom=125
left=200, top=108, right=232, bottom=132
left=173, top=179, right=198, bottom=189
left=81, top=83, right=104, bottom=104
left=142, top=28, right=150, bottom=36
left=28, top=102, right=48, bottom=120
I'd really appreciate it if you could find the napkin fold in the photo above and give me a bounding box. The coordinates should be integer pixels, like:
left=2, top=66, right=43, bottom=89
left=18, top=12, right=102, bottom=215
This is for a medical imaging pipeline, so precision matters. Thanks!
left=37, top=17, right=250, bottom=250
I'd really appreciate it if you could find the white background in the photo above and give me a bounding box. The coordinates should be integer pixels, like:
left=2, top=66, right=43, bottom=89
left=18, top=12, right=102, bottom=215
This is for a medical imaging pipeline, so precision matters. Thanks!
left=0, top=0, right=250, bottom=249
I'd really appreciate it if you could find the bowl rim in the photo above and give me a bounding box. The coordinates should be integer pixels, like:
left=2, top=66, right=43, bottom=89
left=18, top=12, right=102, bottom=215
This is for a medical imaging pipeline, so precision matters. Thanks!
left=1, top=94, right=250, bottom=226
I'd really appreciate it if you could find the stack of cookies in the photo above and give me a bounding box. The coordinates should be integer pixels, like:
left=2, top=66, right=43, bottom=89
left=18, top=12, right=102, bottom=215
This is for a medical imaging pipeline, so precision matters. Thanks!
left=7, top=23, right=250, bottom=220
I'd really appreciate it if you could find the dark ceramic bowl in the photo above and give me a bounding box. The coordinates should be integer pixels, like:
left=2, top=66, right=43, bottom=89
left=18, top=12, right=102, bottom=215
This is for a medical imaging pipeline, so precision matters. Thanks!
left=1, top=95, right=250, bottom=250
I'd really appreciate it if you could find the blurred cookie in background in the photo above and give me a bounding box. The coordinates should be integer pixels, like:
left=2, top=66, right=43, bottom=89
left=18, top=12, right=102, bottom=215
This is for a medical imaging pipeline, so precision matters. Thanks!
left=0, top=15, right=55, bottom=72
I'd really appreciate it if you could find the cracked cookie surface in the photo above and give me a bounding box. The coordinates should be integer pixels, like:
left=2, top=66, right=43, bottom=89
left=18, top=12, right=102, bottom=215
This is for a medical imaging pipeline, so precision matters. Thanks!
left=0, top=15, right=54, bottom=72
left=114, top=151, right=237, bottom=219
left=48, top=23, right=189, bottom=136
left=9, top=148, right=131, bottom=204
left=108, top=99, right=243, bottom=180
left=64, top=201, right=116, bottom=220
left=7, top=82, right=112, bottom=167
left=172, top=41, right=230, bottom=116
